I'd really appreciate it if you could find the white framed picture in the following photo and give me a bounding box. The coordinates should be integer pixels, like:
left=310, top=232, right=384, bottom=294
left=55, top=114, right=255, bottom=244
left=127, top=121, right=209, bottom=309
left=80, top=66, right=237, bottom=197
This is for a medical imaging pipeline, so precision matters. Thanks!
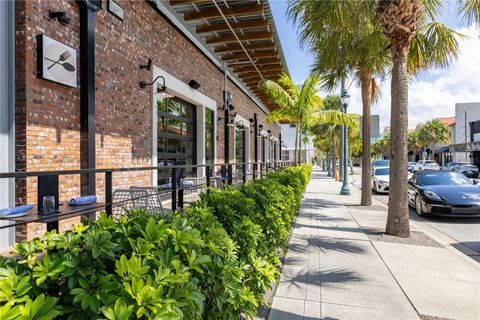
left=37, top=34, right=77, bottom=88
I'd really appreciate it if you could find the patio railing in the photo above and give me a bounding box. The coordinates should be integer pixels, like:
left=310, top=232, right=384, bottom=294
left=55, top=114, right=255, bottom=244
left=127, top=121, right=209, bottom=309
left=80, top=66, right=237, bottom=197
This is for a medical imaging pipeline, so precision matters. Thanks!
left=0, top=161, right=294, bottom=234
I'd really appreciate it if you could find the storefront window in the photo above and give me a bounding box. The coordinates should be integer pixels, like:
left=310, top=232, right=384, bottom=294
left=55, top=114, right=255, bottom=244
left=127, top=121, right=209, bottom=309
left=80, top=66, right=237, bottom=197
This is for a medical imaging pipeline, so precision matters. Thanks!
left=205, top=109, right=214, bottom=164
left=157, top=98, right=196, bottom=181
left=235, top=127, right=246, bottom=171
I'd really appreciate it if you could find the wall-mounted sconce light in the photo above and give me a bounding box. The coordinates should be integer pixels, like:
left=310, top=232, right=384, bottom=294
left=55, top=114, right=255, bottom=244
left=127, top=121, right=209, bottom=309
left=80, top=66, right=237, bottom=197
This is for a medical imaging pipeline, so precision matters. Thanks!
left=140, top=75, right=173, bottom=98
left=259, top=124, right=263, bottom=130
left=249, top=118, right=254, bottom=124
left=49, top=10, right=70, bottom=26
left=140, top=58, right=152, bottom=70
left=189, top=80, right=201, bottom=90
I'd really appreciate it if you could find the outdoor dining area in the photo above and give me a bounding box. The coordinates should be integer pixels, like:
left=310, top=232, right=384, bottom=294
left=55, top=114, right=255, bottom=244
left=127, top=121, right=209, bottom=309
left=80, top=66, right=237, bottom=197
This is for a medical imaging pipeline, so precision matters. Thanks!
left=0, top=161, right=292, bottom=239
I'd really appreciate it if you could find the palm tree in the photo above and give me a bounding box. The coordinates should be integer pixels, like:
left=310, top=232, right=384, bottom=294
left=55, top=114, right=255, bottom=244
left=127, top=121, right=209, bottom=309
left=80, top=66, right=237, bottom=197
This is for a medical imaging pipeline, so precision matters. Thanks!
left=417, top=120, right=450, bottom=161
left=407, top=129, right=423, bottom=161
left=288, top=0, right=388, bottom=206
left=309, top=96, right=358, bottom=178
left=377, top=0, right=463, bottom=237
left=259, top=73, right=354, bottom=164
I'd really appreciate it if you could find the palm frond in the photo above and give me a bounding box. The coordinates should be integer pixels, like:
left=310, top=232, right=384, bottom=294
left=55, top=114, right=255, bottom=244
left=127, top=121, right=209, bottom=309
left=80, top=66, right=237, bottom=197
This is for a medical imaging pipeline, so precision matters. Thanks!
left=309, top=110, right=358, bottom=127
left=409, top=22, right=465, bottom=75
left=457, top=0, right=480, bottom=26
left=258, top=79, right=294, bottom=109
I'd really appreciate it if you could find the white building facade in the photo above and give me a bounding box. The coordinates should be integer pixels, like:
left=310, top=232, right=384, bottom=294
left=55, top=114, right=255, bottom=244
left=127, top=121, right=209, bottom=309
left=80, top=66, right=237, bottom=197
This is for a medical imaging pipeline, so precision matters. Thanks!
left=280, top=124, right=315, bottom=164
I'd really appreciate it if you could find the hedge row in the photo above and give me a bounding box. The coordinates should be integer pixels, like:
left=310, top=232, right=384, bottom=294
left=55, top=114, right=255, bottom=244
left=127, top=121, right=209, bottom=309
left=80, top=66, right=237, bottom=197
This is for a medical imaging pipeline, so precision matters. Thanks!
left=0, top=164, right=312, bottom=320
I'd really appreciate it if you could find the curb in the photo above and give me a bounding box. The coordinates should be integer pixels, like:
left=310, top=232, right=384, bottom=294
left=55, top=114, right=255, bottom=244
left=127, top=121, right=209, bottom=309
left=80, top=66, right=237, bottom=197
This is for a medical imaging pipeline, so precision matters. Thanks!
left=349, top=181, right=480, bottom=267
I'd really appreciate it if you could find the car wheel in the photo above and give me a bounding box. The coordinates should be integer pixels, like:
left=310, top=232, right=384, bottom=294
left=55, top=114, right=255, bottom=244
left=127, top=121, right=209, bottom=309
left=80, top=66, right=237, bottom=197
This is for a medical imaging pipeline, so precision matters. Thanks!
left=415, top=194, right=429, bottom=217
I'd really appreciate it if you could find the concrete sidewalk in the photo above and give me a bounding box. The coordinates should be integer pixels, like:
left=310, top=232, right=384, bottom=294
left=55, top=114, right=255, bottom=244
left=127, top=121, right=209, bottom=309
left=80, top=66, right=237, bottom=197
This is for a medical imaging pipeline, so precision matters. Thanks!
left=268, top=168, right=480, bottom=320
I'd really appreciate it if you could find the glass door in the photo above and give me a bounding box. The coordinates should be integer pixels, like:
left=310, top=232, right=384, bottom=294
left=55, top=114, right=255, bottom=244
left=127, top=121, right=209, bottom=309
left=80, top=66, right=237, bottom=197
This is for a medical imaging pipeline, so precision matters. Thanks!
left=235, top=127, right=246, bottom=172
left=157, top=97, right=196, bottom=183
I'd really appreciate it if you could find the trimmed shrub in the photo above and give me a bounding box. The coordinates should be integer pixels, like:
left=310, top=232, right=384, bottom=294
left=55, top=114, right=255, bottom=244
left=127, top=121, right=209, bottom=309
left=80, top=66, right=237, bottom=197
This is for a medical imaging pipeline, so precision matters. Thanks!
left=0, top=165, right=311, bottom=319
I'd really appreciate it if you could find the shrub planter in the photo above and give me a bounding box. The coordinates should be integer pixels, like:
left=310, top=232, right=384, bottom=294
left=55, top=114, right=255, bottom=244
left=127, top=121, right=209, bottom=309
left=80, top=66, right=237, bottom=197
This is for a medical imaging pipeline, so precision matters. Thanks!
left=0, top=165, right=312, bottom=320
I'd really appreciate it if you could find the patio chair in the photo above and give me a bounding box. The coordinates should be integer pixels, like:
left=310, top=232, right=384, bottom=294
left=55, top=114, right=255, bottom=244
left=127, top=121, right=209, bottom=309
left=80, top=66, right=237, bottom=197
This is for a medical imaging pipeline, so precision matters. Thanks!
left=130, top=186, right=167, bottom=216
left=182, top=177, right=207, bottom=195
left=111, top=189, right=149, bottom=218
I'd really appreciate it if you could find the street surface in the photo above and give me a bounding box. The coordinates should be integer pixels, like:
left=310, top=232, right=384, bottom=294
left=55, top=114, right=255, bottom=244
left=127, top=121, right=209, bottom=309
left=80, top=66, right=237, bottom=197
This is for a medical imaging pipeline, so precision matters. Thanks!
left=348, top=168, right=480, bottom=257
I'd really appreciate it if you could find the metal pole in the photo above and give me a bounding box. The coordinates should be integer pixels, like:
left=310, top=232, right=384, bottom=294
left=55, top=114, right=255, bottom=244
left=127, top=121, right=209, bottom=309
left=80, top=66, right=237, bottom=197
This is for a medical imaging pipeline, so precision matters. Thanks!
left=171, top=168, right=177, bottom=211
left=105, top=171, right=112, bottom=216
left=340, top=82, right=351, bottom=195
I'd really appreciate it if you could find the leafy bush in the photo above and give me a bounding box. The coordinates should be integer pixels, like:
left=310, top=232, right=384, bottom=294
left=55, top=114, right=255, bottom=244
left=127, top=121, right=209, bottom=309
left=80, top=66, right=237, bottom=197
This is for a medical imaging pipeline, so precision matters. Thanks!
left=0, top=165, right=311, bottom=319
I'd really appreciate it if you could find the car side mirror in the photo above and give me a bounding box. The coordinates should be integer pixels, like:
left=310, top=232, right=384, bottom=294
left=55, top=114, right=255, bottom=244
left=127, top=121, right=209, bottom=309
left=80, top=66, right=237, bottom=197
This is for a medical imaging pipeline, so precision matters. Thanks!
left=408, top=180, right=414, bottom=186
left=473, top=179, right=479, bottom=185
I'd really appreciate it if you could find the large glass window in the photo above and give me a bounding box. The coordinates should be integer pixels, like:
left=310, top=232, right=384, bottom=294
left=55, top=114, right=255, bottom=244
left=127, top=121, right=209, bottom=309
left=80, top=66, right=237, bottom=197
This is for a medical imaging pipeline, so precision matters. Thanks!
left=157, top=98, right=196, bottom=181
left=235, top=127, right=246, bottom=171
left=261, top=137, right=267, bottom=162
left=205, top=109, right=214, bottom=164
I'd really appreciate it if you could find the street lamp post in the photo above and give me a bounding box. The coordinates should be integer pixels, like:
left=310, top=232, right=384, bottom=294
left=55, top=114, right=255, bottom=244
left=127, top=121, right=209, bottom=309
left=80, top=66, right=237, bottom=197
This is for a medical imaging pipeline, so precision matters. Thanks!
left=340, top=89, right=351, bottom=195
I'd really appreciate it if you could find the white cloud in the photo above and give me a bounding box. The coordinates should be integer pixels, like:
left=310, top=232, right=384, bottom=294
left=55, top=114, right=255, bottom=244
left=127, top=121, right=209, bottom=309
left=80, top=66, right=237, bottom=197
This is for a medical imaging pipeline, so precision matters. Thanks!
left=341, top=25, right=480, bottom=132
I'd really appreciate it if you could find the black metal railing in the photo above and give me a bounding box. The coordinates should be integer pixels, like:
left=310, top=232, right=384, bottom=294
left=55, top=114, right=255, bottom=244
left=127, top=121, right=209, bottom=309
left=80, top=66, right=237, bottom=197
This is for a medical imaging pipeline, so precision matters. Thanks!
left=0, top=161, right=294, bottom=234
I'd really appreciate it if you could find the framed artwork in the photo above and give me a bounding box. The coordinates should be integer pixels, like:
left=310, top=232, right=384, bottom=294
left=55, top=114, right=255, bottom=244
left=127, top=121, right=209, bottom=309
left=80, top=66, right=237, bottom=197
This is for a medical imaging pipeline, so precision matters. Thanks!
left=37, top=34, right=77, bottom=88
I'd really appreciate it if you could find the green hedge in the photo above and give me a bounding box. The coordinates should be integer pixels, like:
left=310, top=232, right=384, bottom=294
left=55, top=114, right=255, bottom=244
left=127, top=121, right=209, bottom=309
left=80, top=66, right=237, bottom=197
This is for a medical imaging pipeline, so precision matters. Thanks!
left=0, top=164, right=311, bottom=320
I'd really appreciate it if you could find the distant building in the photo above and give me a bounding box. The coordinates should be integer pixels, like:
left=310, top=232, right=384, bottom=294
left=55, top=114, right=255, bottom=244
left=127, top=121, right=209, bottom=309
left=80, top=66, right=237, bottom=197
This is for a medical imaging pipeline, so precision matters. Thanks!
left=280, top=124, right=315, bottom=164
left=433, top=116, right=456, bottom=166
left=451, top=102, right=480, bottom=166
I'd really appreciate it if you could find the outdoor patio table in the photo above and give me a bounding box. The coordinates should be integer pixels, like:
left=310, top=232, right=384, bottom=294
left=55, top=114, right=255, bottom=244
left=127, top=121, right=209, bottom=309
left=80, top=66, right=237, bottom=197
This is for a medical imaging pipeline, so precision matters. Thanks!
left=0, top=201, right=106, bottom=232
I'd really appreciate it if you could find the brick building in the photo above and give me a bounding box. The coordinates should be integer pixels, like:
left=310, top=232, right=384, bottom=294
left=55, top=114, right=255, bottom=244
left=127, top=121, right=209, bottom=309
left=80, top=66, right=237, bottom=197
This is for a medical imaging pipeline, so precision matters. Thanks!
left=0, top=0, right=288, bottom=246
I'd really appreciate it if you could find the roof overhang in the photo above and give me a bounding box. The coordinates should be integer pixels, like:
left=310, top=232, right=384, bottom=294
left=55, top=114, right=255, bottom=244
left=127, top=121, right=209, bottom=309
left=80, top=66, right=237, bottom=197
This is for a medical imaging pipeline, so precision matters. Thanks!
left=150, top=0, right=289, bottom=113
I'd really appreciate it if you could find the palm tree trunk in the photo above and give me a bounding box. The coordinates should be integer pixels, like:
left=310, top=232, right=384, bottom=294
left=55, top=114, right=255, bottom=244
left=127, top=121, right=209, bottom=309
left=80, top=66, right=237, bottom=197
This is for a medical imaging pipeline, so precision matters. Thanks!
left=386, top=45, right=410, bottom=238
left=299, top=126, right=303, bottom=163
left=431, top=143, right=436, bottom=162
left=360, top=70, right=373, bottom=206
left=294, top=125, right=298, bottom=164
left=332, top=135, right=337, bottom=180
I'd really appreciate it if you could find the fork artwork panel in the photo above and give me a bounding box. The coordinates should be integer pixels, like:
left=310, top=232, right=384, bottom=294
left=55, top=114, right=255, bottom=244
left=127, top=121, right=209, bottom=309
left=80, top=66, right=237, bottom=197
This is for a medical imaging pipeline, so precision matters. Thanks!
left=37, top=34, right=77, bottom=88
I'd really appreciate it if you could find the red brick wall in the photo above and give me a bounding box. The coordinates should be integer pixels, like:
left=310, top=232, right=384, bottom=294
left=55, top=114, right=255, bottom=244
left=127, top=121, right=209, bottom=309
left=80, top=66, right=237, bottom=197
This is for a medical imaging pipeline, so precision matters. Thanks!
left=14, top=0, right=281, bottom=241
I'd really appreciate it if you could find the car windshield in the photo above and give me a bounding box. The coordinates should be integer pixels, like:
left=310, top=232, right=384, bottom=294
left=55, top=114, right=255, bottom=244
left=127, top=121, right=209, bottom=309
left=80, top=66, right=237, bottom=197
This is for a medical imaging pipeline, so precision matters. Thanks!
left=425, top=161, right=437, bottom=165
left=374, top=160, right=389, bottom=167
left=418, top=172, right=472, bottom=186
left=375, top=168, right=389, bottom=175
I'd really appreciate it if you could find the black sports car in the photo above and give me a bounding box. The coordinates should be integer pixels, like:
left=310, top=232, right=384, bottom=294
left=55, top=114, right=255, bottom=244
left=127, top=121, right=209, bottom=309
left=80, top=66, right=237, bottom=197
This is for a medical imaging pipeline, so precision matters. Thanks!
left=407, top=170, right=480, bottom=217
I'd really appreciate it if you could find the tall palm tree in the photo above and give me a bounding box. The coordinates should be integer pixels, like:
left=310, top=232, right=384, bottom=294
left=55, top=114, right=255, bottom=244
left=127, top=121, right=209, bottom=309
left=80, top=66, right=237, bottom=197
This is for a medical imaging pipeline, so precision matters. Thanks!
left=288, top=0, right=388, bottom=206
left=417, top=119, right=450, bottom=161
left=377, top=0, right=462, bottom=237
left=312, top=123, right=340, bottom=179
left=259, top=73, right=354, bottom=164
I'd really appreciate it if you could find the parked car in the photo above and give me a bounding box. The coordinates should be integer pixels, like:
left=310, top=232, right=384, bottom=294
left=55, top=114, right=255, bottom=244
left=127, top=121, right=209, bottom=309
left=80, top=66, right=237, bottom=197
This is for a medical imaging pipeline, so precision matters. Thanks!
left=407, top=170, right=480, bottom=217
left=444, top=162, right=479, bottom=178
left=412, top=160, right=440, bottom=172
left=371, top=167, right=390, bottom=194
left=372, top=160, right=390, bottom=169
left=408, top=162, right=416, bottom=172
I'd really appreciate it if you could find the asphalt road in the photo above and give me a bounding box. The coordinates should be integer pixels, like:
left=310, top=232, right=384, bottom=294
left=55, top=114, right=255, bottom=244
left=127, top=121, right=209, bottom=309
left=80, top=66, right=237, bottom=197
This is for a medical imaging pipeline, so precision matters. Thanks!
left=349, top=169, right=480, bottom=255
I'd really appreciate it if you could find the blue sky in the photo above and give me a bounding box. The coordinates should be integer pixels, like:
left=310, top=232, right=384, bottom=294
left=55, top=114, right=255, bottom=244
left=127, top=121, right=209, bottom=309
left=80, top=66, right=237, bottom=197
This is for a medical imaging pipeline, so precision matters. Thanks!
left=269, top=0, right=480, bottom=130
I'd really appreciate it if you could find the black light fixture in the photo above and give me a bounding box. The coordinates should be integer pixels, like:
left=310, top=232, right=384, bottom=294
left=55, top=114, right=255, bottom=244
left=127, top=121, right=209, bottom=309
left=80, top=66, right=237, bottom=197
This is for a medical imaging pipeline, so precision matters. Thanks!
left=140, top=75, right=173, bottom=98
left=140, top=58, right=152, bottom=70
left=189, top=80, right=201, bottom=90
left=140, top=75, right=166, bottom=90
left=49, top=10, right=70, bottom=26
left=249, top=118, right=254, bottom=124
left=259, top=124, right=263, bottom=130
